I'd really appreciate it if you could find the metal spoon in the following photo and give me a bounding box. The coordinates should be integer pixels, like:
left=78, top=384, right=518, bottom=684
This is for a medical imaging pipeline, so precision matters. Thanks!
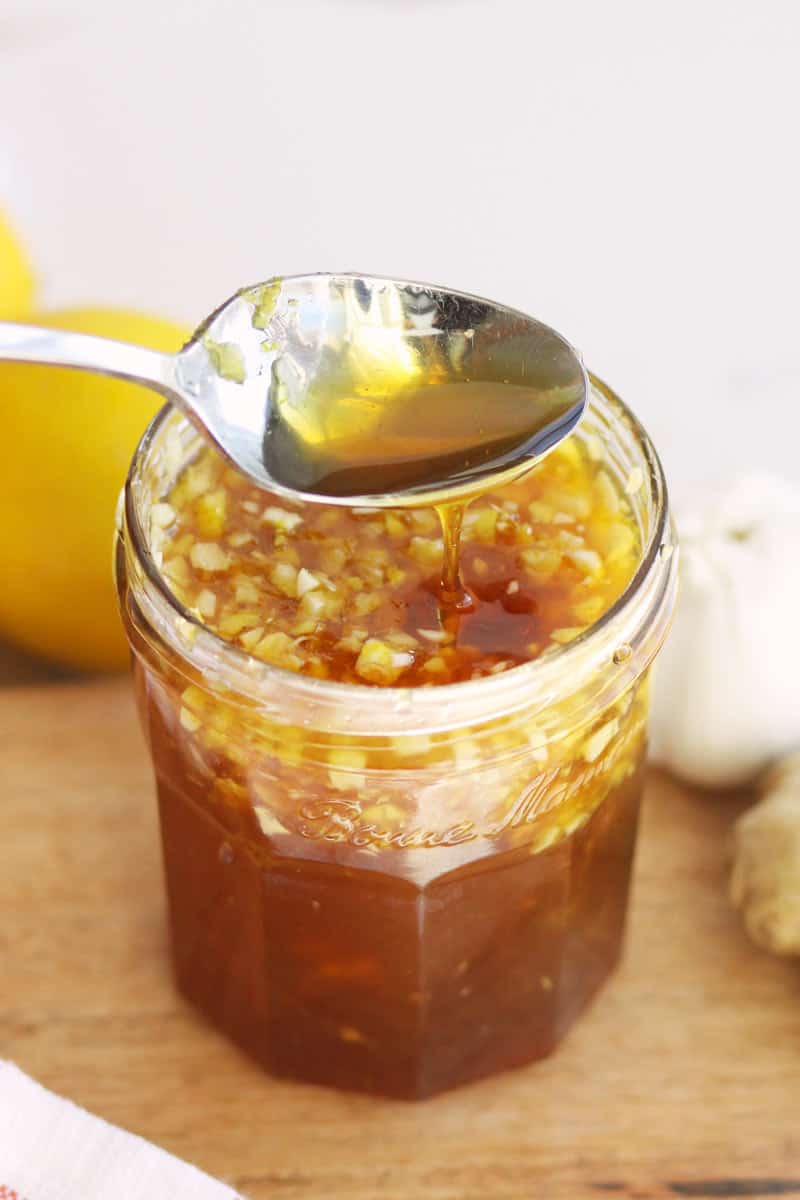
left=0, top=273, right=588, bottom=507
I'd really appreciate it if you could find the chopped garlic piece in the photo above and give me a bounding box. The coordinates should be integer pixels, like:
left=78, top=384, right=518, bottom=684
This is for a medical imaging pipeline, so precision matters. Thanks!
left=195, top=489, right=227, bottom=538
left=179, top=706, right=202, bottom=732
left=196, top=588, right=217, bottom=619
left=546, top=489, right=591, bottom=520
left=572, top=595, right=605, bottom=624
left=353, top=592, right=382, bottom=617
left=228, top=530, right=254, bottom=548
left=604, top=522, right=636, bottom=563
left=299, top=588, right=339, bottom=620
left=233, top=575, right=261, bottom=605
left=528, top=500, right=555, bottom=523
left=254, top=806, right=288, bottom=837
left=625, top=468, right=644, bottom=495
left=392, top=733, right=433, bottom=757
left=327, top=747, right=369, bottom=791
left=355, top=639, right=414, bottom=684
left=409, top=509, right=438, bottom=533
left=384, top=513, right=407, bottom=538
left=253, top=631, right=304, bottom=670
left=550, top=626, right=585, bottom=644
left=520, top=547, right=561, bottom=581
left=181, top=684, right=206, bottom=711
left=190, top=542, right=231, bottom=573
left=163, top=555, right=191, bottom=587
left=218, top=610, right=261, bottom=637
left=593, top=469, right=621, bottom=514
left=585, top=433, right=605, bottom=461
left=422, top=656, right=447, bottom=673
left=296, top=567, right=322, bottom=597
left=385, top=630, right=418, bottom=651
left=270, top=562, right=298, bottom=598
left=473, top=508, right=499, bottom=542
left=336, top=628, right=369, bottom=653
left=151, top=502, right=176, bottom=529
left=453, top=739, right=481, bottom=767
left=567, top=548, right=603, bottom=577
left=239, top=625, right=265, bottom=651
left=262, top=506, right=303, bottom=532
left=328, top=748, right=368, bottom=771
left=582, top=719, right=620, bottom=763
left=408, top=536, right=444, bottom=567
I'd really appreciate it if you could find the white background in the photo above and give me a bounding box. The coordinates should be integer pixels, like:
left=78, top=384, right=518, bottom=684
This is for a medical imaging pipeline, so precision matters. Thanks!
left=1, top=0, right=799, bottom=502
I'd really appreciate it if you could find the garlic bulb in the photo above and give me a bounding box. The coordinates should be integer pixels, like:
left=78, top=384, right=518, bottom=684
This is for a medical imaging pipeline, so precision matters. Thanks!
left=650, top=475, right=800, bottom=788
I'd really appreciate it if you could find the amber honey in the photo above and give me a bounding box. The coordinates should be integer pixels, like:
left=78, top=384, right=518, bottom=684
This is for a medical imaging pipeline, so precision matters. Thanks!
left=264, top=375, right=582, bottom=502
left=153, top=434, right=639, bottom=686
left=118, top=376, right=674, bottom=1099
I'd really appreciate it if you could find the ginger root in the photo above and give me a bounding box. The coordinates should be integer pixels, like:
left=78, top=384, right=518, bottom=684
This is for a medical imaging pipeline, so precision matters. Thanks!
left=729, top=753, right=800, bottom=955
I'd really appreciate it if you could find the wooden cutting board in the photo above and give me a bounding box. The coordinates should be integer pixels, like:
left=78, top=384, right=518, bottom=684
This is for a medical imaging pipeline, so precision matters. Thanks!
left=1, top=676, right=798, bottom=1199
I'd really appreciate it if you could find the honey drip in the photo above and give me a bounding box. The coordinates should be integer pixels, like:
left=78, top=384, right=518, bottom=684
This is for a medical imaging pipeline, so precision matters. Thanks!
left=435, top=502, right=474, bottom=615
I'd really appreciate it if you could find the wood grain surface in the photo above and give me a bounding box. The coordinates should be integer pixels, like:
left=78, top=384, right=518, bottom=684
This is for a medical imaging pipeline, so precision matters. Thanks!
left=1, top=677, right=798, bottom=1199
left=0, top=641, right=70, bottom=686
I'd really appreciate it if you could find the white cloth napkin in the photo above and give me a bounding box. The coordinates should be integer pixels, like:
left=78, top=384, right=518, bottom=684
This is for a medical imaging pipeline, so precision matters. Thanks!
left=0, top=1062, right=242, bottom=1200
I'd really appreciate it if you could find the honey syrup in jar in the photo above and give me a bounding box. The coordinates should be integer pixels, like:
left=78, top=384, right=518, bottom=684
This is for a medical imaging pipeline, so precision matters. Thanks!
left=117, top=296, right=677, bottom=1098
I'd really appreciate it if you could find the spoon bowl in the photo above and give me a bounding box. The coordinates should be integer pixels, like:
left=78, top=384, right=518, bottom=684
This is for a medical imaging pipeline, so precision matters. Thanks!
left=0, top=273, right=588, bottom=507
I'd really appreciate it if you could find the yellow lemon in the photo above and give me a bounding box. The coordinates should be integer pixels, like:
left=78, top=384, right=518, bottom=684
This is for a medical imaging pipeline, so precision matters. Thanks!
left=0, top=308, right=190, bottom=672
left=0, top=209, right=35, bottom=319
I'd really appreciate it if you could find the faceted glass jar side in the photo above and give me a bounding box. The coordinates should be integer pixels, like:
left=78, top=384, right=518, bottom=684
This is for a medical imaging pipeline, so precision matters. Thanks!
left=116, top=377, right=677, bottom=1099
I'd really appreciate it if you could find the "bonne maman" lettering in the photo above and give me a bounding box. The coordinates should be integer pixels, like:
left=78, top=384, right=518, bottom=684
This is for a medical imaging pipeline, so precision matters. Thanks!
left=296, top=727, right=634, bottom=851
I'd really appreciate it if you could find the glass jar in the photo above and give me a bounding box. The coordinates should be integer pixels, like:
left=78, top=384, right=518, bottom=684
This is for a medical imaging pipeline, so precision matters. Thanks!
left=115, top=374, right=677, bottom=1099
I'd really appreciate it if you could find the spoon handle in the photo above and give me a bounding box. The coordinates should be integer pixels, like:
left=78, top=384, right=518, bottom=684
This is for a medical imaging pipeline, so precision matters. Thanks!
left=0, top=321, right=181, bottom=401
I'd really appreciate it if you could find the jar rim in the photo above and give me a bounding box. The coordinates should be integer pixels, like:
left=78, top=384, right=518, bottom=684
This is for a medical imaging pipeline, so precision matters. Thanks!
left=121, top=374, right=677, bottom=735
